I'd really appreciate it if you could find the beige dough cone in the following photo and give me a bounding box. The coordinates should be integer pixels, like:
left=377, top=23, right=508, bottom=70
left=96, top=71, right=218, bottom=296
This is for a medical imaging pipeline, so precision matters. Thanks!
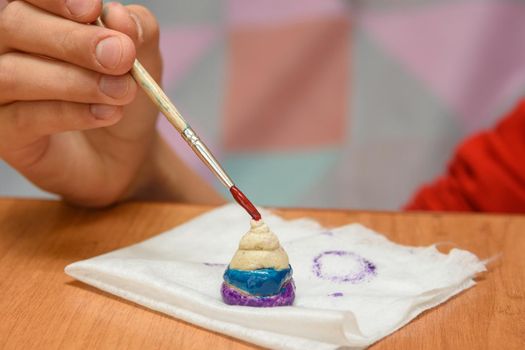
left=229, top=220, right=289, bottom=270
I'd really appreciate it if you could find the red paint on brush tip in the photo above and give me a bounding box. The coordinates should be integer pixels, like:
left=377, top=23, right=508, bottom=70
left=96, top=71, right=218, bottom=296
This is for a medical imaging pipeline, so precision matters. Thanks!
left=229, top=186, right=261, bottom=221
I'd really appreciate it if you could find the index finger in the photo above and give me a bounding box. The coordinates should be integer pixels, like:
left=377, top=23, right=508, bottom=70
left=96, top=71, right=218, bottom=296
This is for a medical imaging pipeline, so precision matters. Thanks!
left=1, top=2, right=136, bottom=75
left=8, top=0, right=102, bottom=22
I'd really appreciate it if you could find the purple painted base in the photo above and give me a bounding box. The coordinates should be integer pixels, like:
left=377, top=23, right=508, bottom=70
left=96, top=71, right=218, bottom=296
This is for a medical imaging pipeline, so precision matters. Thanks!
left=221, top=279, right=295, bottom=307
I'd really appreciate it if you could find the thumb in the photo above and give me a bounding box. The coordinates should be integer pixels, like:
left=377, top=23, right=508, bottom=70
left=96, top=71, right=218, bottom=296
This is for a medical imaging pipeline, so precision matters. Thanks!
left=101, top=2, right=162, bottom=81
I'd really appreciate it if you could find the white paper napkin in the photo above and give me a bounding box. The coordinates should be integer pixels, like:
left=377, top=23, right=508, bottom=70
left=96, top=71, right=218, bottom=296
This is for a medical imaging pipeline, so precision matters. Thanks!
left=65, top=204, right=485, bottom=350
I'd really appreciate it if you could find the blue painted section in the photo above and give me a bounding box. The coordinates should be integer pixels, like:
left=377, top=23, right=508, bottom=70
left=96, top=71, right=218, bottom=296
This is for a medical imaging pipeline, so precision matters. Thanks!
left=223, top=266, right=292, bottom=296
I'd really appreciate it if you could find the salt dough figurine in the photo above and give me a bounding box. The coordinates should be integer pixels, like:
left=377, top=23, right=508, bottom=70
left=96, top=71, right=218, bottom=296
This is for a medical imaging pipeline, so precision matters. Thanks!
left=221, top=220, right=295, bottom=307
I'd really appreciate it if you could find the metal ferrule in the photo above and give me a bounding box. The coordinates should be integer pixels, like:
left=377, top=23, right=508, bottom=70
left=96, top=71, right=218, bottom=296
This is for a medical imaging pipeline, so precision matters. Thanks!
left=182, top=127, right=234, bottom=189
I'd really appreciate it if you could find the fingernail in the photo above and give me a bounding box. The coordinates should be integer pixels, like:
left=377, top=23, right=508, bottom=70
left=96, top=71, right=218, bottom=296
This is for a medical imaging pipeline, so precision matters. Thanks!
left=90, top=104, right=118, bottom=120
left=66, top=0, right=95, bottom=17
left=96, top=37, right=123, bottom=69
left=129, top=12, right=144, bottom=43
left=99, top=75, right=130, bottom=99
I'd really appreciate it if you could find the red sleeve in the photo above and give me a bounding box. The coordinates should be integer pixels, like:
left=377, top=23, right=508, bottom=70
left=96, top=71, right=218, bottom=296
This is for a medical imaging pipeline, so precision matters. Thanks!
left=405, top=99, right=525, bottom=213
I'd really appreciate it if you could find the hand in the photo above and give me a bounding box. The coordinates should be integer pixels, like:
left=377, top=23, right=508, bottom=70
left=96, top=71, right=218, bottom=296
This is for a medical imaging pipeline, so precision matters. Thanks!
left=0, top=1, right=202, bottom=207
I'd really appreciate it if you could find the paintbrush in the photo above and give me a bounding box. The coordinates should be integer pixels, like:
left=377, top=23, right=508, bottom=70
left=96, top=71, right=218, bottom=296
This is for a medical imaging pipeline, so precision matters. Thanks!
left=95, top=18, right=260, bottom=221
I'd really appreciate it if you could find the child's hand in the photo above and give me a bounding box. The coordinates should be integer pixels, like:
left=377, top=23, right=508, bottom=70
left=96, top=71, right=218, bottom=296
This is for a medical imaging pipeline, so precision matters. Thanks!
left=0, top=1, right=164, bottom=206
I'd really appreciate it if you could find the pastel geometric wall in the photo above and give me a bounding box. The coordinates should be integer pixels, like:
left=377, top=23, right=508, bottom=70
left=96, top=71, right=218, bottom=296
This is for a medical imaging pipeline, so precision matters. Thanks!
left=150, top=0, right=525, bottom=209
left=2, top=0, right=525, bottom=211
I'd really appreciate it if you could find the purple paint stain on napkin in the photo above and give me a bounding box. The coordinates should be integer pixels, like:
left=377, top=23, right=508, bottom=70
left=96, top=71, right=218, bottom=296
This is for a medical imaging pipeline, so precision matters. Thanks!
left=329, top=292, right=344, bottom=297
left=203, top=262, right=227, bottom=267
left=312, top=250, right=376, bottom=284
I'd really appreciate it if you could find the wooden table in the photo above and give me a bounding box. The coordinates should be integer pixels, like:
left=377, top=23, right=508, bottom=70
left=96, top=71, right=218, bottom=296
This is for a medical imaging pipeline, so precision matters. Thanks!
left=0, top=198, right=524, bottom=349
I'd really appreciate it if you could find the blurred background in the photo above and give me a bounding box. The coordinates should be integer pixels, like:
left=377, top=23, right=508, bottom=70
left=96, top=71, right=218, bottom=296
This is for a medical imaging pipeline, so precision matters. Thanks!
left=2, top=0, right=525, bottom=210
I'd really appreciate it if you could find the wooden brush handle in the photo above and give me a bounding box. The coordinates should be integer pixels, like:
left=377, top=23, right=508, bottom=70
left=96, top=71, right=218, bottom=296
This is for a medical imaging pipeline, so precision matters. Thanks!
left=94, top=18, right=237, bottom=191
left=131, top=60, right=188, bottom=132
